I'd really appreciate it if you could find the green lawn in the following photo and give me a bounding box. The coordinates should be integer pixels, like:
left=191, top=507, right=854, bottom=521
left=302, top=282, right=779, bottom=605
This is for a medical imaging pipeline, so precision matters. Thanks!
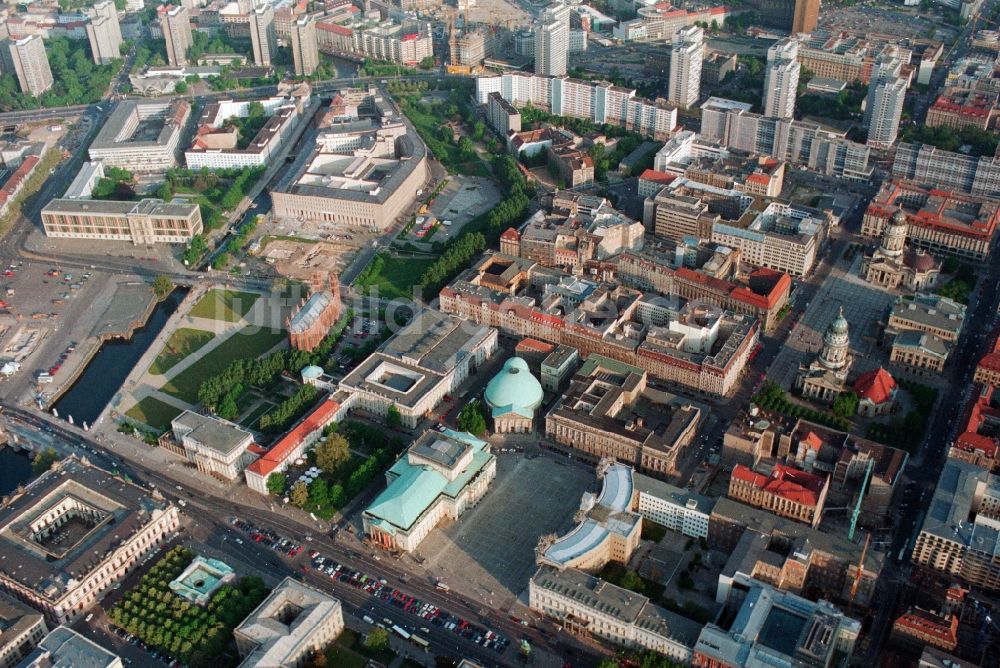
left=189, top=289, right=261, bottom=322
left=149, top=328, right=216, bottom=375
left=161, top=326, right=286, bottom=402
left=125, top=396, right=183, bottom=432
left=356, top=256, right=434, bottom=300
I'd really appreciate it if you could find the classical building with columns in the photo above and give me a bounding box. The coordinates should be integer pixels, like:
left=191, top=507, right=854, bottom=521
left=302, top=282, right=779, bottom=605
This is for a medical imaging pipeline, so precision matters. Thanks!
left=0, top=458, right=180, bottom=625
left=862, top=209, right=941, bottom=290
left=795, top=307, right=852, bottom=402
left=362, top=429, right=496, bottom=553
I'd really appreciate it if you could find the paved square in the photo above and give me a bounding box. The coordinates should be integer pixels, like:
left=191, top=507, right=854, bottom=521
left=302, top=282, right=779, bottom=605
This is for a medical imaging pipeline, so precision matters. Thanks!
left=417, top=452, right=595, bottom=604
left=770, top=252, right=894, bottom=390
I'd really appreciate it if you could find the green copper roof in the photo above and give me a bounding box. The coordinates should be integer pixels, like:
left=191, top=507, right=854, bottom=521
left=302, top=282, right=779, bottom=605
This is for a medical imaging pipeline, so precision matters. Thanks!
left=364, top=429, right=492, bottom=531
left=484, top=357, right=543, bottom=419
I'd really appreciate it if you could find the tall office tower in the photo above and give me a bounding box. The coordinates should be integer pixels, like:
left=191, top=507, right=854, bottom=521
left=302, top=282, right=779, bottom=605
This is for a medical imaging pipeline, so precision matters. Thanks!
left=762, top=38, right=800, bottom=119
left=249, top=5, right=277, bottom=67
left=291, top=17, right=319, bottom=76
left=792, top=0, right=820, bottom=34
left=1, top=36, right=52, bottom=97
left=668, top=25, right=704, bottom=109
left=535, top=17, right=568, bottom=76
left=865, top=53, right=907, bottom=149
left=86, top=16, right=122, bottom=64
left=158, top=4, right=192, bottom=67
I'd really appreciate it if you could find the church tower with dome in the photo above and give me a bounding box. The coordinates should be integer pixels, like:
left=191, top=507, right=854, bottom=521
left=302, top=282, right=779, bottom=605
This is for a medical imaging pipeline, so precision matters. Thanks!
left=861, top=209, right=941, bottom=290
left=795, top=306, right=854, bottom=403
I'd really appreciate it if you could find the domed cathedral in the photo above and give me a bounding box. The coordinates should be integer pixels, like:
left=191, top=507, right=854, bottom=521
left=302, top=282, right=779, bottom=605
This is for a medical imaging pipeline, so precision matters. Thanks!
left=484, top=357, right=544, bottom=434
left=795, top=306, right=853, bottom=403
left=861, top=210, right=941, bottom=291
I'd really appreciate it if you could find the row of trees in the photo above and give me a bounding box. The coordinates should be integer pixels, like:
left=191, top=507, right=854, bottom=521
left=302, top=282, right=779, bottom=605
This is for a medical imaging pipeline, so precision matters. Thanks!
left=108, top=547, right=269, bottom=668
left=901, top=123, right=998, bottom=158
left=258, top=384, right=320, bottom=433
left=199, top=312, right=352, bottom=417
left=753, top=381, right=853, bottom=431
left=457, top=400, right=487, bottom=437
left=416, top=153, right=533, bottom=295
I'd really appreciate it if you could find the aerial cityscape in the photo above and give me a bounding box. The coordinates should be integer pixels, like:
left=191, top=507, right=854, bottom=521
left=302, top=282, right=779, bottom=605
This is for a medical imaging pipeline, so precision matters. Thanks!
left=0, top=0, right=996, bottom=666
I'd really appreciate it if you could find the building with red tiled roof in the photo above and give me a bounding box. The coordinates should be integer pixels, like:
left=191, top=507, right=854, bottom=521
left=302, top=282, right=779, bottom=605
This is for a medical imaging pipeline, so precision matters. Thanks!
left=638, top=169, right=678, bottom=198
left=926, top=88, right=998, bottom=132
left=974, top=333, right=1000, bottom=387
left=0, top=154, right=39, bottom=217
left=949, top=384, right=1000, bottom=472
left=728, top=463, right=829, bottom=528
left=854, top=366, right=897, bottom=417
left=244, top=396, right=351, bottom=494
left=617, top=251, right=791, bottom=333
left=862, top=179, right=1000, bottom=261
left=892, top=608, right=959, bottom=652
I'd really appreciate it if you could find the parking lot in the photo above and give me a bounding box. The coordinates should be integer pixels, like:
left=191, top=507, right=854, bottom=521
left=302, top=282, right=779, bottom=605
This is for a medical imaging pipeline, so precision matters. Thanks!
left=401, top=175, right=502, bottom=245
left=416, top=451, right=595, bottom=606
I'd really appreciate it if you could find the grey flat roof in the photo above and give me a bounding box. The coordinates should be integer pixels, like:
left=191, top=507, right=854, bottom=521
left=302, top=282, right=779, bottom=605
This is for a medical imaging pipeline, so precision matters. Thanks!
left=409, top=430, right=472, bottom=469
left=91, top=100, right=184, bottom=150
left=173, top=411, right=252, bottom=456
left=25, top=626, right=120, bottom=668
left=42, top=198, right=198, bottom=219
left=0, top=458, right=172, bottom=602
left=633, top=473, right=715, bottom=515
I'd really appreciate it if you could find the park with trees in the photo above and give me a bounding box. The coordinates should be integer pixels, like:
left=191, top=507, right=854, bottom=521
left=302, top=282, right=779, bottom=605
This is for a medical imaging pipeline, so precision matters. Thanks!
left=107, top=547, right=269, bottom=668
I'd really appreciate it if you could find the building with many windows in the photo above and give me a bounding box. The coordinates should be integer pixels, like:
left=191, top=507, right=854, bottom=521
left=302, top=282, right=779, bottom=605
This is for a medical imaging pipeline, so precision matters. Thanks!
left=633, top=474, right=713, bottom=539
left=709, top=497, right=883, bottom=608
left=535, top=15, right=568, bottom=76
left=796, top=307, right=852, bottom=403
left=169, top=411, right=258, bottom=482
left=893, top=142, right=1000, bottom=198
left=476, top=73, right=677, bottom=140
left=529, top=565, right=701, bottom=662
left=41, top=198, right=202, bottom=245
left=0, top=592, right=46, bottom=668
left=486, top=92, right=521, bottom=136
left=157, top=4, right=191, bottom=67
left=363, top=429, right=496, bottom=553
left=271, top=89, right=427, bottom=230
left=926, top=88, right=998, bottom=131
left=85, top=8, right=122, bottom=66
left=762, top=39, right=799, bottom=119
left=287, top=273, right=342, bottom=352
left=700, top=98, right=872, bottom=180
left=892, top=608, right=959, bottom=654
left=185, top=91, right=306, bottom=170
left=862, top=210, right=942, bottom=290
left=290, top=17, right=319, bottom=76
left=249, top=6, right=277, bottom=68
left=865, top=51, right=908, bottom=149
left=911, top=459, right=1000, bottom=593
left=668, top=25, right=703, bottom=109
left=234, top=578, right=343, bottom=667
left=1, top=36, right=51, bottom=97
left=728, top=463, right=830, bottom=528
left=88, top=99, right=190, bottom=173
left=0, top=458, right=180, bottom=625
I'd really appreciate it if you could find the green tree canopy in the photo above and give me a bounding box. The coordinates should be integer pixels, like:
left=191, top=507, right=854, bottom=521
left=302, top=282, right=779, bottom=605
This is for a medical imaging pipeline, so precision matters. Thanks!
left=315, top=432, right=351, bottom=473
left=457, top=400, right=487, bottom=436
left=365, top=627, right=391, bottom=652
left=266, top=473, right=286, bottom=495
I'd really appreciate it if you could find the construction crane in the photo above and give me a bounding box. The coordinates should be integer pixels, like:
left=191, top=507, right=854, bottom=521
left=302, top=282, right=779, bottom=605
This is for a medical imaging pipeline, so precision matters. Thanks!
left=848, top=532, right=871, bottom=616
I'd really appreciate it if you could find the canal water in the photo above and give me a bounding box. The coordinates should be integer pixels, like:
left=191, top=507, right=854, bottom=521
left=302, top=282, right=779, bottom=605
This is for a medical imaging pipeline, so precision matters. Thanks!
left=0, top=448, right=32, bottom=495
left=52, top=289, right=186, bottom=427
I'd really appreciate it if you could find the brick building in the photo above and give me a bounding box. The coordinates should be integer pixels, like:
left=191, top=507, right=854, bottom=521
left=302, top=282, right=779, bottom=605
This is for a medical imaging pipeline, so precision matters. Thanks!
left=287, top=273, right=342, bottom=352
